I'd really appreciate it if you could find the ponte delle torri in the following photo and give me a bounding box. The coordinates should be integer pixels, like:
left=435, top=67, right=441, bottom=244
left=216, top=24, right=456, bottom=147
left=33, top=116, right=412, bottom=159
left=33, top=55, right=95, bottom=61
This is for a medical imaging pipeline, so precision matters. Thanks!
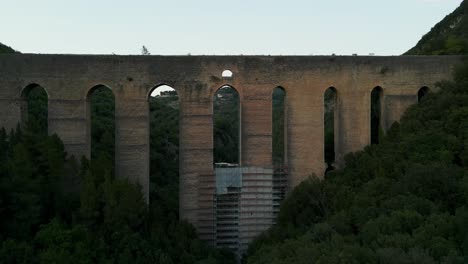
left=0, top=54, right=463, bottom=251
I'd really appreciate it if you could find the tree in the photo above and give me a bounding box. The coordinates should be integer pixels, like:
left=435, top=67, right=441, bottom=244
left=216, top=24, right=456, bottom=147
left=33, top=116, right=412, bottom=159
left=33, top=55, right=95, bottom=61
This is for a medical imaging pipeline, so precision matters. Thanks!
left=141, top=45, right=150, bottom=55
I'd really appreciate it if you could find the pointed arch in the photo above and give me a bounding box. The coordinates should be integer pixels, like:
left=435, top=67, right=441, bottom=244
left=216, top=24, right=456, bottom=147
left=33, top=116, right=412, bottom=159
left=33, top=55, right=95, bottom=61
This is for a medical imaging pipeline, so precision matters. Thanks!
left=213, top=85, right=240, bottom=165
left=86, top=84, right=115, bottom=169
left=147, top=83, right=178, bottom=99
left=324, top=87, right=337, bottom=171
left=370, top=86, right=383, bottom=144
left=21, top=83, right=48, bottom=134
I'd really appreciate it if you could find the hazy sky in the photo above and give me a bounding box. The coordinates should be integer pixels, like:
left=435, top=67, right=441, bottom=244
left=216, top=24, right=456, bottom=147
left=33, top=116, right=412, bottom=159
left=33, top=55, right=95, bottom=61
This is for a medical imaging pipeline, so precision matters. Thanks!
left=0, top=0, right=463, bottom=55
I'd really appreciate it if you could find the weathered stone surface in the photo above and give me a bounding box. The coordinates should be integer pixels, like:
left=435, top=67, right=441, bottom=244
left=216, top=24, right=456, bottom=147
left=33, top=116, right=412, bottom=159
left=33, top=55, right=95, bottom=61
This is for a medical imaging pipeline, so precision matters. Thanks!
left=0, top=54, right=464, bottom=245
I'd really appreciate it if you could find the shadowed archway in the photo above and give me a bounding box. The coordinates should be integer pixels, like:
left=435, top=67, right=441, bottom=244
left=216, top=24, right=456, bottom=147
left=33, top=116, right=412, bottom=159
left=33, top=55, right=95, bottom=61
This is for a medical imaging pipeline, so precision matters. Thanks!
left=87, top=85, right=115, bottom=171
left=324, top=87, right=337, bottom=172
left=21, top=83, right=48, bottom=135
left=371, top=86, right=383, bottom=145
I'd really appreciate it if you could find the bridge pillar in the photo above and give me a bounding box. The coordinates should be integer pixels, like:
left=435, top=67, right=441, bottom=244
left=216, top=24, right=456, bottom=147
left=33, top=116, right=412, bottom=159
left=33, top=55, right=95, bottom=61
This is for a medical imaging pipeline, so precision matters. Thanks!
left=0, top=80, right=21, bottom=132
left=179, top=85, right=215, bottom=244
left=336, top=88, right=371, bottom=165
left=43, top=82, right=89, bottom=160
left=239, top=84, right=274, bottom=250
left=114, top=96, right=150, bottom=202
left=241, top=84, right=272, bottom=167
left=287, top=83, right=326, bottom=187
left=0, top=100, right=20, bottom=132
left=384, top=93, right=418, bottom=130
left=48, top=97, right=89, bottom=159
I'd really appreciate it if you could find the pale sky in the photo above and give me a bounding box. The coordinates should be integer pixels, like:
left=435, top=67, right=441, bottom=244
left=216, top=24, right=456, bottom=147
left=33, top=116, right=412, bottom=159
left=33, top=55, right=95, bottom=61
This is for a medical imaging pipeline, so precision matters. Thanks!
left=0, top=0, right=463, bottom=55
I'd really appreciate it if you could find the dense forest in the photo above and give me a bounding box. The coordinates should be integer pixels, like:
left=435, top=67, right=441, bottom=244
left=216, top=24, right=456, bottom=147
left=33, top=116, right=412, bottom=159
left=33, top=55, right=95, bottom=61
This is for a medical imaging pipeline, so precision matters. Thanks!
left=0, top=42, right=17, bottom=54
left=406, top=0, right=468, bottom=55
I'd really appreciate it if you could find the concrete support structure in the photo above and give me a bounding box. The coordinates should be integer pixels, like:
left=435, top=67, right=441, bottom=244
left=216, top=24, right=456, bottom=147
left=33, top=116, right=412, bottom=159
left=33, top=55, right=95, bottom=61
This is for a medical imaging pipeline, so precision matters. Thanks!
left=0, top=54, right=463, bottom=246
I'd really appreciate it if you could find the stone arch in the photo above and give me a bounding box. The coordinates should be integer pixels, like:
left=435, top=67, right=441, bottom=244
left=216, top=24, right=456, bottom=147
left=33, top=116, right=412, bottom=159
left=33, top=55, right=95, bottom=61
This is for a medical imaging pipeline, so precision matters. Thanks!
left=86, top=84, right=115, bottom=165
left=20, top=83, right=49, bottom=134
left=324, top=87, right=337, bottom=171
left=210, top=83, right=242, bottom=99
left=146, top=82, right=179, bottom=99
left=149, top=84, right=178, bottom=98
left=370, top=86, right=383, bottom=145
left=418, top=86, right=430, bottom=102
left=213, top=85, right=241, bottom=165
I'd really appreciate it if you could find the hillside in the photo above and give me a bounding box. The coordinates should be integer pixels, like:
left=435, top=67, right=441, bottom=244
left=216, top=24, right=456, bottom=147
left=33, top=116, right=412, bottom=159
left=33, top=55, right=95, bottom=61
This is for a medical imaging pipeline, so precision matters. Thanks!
left=406, top=0, right=468, bottom=55
left=0, top=42, right=17, bottom=54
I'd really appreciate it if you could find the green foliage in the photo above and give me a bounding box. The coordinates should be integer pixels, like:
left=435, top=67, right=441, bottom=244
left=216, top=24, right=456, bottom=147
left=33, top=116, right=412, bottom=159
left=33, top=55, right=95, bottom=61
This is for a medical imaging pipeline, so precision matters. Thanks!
left=214, top=86, right=240, bottom=163
left=246, top=62, right=468, bottom=263
left=406, top=0, right=468, bottom=55
left=0, top=42, right=18, bottom=54
left=89, top=86, right=115, bottom=167
left=24, top=85, right=48, bottom=135
left=149, top=95, right=180, bottom=220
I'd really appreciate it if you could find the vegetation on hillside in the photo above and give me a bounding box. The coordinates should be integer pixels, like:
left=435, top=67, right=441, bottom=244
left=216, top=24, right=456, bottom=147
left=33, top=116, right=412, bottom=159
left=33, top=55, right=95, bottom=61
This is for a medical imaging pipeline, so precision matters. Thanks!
left=406, top=0, right=468, bottom=55
left=0, top=42, right=18, bottom=53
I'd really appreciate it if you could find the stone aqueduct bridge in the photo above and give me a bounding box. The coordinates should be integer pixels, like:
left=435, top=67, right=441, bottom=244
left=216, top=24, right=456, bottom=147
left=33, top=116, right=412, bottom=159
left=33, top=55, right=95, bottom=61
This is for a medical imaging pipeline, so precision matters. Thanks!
left=0, top=54, right=463, bottom=242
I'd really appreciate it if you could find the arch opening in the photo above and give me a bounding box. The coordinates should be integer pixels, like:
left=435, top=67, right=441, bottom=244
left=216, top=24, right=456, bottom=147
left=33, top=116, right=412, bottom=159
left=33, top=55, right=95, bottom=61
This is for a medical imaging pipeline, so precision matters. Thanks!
left=21, top=84, right=48, bottom=135
left=87, top=85, right=115, bottom=171
left=371, top=86, right=383, bottom=145
left=148, top=85, right=180, bottom=211
left=324, top=87, right=337, bottom=172
left=418, top=86, right=430, bottom=102
left=272, top=87, right=286, bottom=166
left=150, top=84, right=177, bottom=97
left=222, top=70, right=233, bottom=79
left=213, top=85, right=240, bottom=165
